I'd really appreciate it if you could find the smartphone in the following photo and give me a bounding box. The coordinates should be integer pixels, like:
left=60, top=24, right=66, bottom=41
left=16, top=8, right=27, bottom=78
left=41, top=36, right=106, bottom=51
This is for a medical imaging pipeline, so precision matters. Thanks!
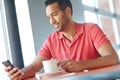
left=2, top=60, right=15, bottom=69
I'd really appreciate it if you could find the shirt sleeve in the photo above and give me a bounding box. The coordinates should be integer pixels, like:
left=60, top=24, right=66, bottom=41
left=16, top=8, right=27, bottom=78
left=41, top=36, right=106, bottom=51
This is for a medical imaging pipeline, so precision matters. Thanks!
left=90, top=24, right=110, bottom=50
left=37, top=36, right=52, bottom=59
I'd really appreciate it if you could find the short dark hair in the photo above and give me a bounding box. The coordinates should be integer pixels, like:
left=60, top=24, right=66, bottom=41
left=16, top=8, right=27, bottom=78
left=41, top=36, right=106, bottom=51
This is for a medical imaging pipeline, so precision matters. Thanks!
left=44, top=0, right=73, bottom=15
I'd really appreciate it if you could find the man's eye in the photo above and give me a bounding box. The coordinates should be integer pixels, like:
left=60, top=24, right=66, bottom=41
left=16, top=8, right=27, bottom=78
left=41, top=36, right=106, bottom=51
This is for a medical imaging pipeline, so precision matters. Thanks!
left=47, top=16, right=50, bottom=19
left=48, top=17, right=50, bottom=19
left=52, top=13, right=57, bottom=16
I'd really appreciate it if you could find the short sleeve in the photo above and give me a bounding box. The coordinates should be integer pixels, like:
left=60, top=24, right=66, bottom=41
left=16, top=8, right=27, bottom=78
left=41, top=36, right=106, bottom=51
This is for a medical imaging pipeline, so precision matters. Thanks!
left=90, top=24, right=110, bottom=50
left=37, top=36, right=52, bottom=59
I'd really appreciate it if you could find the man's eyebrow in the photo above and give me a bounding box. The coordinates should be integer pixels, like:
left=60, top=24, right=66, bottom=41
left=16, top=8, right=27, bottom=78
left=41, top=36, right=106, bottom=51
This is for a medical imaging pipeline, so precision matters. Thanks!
left=51, top=10, right=58, bottom=15
left=46, top=10, right=58, bottom=17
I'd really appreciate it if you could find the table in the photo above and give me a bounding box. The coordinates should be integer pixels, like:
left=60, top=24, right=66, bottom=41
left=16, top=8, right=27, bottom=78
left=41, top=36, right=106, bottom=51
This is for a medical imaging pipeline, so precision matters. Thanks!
left=26, top=64, right=120, bottom=80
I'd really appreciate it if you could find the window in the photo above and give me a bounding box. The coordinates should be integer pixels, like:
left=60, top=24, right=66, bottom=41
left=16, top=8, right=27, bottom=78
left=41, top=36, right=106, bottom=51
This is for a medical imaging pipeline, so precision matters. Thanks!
left=82, top=0, right=95, bottom=7
left=98, top=0, right=111, bottom=12
left=82, top=0, right=120, bottom=45
left=84, top=11, right=98, bottom=24
left=113, top=0, right=120, bottom=15
left=14, top=0, right=36, bottom=66
left=0, top=7, right=7, bottom=63
left=117, top=20, right=120, bottom=36
left=99, top=15, right=116, bottom=43
left=0, top=0, right=10, bottom=79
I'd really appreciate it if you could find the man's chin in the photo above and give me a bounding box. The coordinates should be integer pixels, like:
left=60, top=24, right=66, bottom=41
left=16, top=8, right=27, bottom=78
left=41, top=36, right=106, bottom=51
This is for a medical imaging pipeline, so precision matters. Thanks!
left=56, top=29, right=63, bottom=32
left=56, top=30, right=61, bottom=32
left=55, top=29, right=61, bottom=32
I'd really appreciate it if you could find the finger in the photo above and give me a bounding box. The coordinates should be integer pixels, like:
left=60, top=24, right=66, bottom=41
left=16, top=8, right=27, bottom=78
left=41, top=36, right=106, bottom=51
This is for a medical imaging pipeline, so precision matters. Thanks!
left=12, top=75, right=22, bottom=80
left=58, top=62, right=65, bottom=69
left=68, top=65, right=72, bottom=69
left=57, top=61, right=63, bottom=70
left=62, top=61, right=71, bottom=69
left=8, top=67, right=18, bottom=76
left=64, top=66, right=73, bottom=72
left=12, top=70, right=23, bottom=78
left=10, top=70, right=24, bottom=80
left=58, top=59, right=69, bottom=63
left=4, top=66, right=11, bottom=72
left=58, top=60, right=69, bottom=67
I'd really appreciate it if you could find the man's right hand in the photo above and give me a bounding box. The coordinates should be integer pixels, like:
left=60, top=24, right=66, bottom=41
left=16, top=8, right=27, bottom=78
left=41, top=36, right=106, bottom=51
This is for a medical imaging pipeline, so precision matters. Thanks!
left=4, top=66, right=24, bottom=80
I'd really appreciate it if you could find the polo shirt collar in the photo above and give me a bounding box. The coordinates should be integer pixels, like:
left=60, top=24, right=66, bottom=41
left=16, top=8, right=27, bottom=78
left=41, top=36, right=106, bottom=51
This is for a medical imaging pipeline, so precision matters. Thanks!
left=58, top=22, right=84, bottom=39
left=58, top=32, right=63, bottom=39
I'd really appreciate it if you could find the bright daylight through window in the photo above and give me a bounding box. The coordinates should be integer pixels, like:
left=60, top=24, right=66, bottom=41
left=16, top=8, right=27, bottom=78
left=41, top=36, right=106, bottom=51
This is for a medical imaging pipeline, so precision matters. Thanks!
left=0, top=2, right=9, bottom=79
left=82, top=0, right=120, bottom=61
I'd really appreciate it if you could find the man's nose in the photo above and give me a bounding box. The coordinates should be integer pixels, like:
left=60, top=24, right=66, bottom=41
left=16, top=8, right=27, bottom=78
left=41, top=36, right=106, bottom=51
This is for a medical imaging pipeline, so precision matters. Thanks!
left=50, top=17, right=56, bottom=24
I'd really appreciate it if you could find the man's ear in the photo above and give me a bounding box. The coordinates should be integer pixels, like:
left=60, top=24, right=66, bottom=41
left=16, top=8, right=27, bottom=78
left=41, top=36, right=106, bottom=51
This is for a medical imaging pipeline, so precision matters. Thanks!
left=65, top=7, right=72, bottom=16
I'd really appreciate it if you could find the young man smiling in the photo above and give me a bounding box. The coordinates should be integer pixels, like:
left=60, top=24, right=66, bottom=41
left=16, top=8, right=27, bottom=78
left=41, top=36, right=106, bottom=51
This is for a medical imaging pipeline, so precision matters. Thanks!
left=5, top=0, right=119, bottom=80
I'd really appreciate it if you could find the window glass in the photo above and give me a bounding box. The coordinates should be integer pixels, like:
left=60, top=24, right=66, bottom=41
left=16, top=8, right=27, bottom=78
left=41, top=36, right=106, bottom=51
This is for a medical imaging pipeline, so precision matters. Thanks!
left=99, top=15, right=115, bottom=43
left=117, top=20, right=120, bottom=36
left=0, top=10, right=7, bottom=62
left=0, top=6, right=9, bottom=80
left=98, top=0, right=111, bottom=12
left=84, top=11, right=98, bottom=24
left=82, top=0, right=95, bottom=7
left=113, top=0, right=120, bottom=15
left=14, top=0, right=36, bottom=66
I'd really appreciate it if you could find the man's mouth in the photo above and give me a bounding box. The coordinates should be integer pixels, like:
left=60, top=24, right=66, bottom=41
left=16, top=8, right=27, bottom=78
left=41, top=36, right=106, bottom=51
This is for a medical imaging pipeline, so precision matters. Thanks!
left=54, top=25, right=59, bottom=28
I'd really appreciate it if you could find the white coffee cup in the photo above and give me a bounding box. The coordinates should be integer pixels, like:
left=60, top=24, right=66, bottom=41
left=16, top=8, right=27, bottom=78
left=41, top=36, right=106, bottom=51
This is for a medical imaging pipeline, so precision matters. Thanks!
left=42, top=59, right=59, bottom=73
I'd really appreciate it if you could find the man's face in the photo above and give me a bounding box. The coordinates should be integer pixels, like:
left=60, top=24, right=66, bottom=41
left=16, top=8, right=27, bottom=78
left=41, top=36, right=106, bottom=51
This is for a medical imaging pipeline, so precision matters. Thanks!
left=46, top=3, right=70, bottom=32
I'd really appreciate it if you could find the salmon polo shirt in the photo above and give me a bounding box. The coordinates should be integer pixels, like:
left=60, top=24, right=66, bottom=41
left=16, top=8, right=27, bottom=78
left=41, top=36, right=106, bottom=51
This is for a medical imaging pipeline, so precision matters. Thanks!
left=38, top=23, right=110, bottom=61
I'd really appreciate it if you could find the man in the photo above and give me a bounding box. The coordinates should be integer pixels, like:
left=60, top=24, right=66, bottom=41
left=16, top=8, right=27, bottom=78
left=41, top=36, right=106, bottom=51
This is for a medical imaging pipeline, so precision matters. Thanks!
left=5, top=0, right=119, bottom=80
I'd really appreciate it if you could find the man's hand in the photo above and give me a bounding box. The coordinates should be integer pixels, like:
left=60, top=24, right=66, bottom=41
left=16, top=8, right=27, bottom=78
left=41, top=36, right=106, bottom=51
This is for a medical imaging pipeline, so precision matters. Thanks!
left=58, top=60, right=83, bottom=72
left=4, top=66, right=24, bottom=80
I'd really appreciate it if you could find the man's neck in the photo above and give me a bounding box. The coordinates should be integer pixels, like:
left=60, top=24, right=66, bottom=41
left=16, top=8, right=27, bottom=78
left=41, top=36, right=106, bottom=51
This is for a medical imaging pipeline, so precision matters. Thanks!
left=62, top=22, right=76, bottom=41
